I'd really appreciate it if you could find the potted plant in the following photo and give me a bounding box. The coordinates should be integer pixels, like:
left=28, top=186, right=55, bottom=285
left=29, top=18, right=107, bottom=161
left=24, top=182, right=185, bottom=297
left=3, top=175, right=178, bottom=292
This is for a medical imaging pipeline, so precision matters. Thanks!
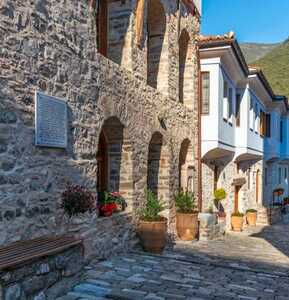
left=137, top=189, right=166, bottom=254
left=231, top=211, right=244, bottom=231
left=109, top=192, right=127, bottom=212
left=214, top=188, right=227, bottom=220
left=98, top=191, right=117, bottom=217
left=61, top=184, right=96, bottom=231
left=246, top=209, right=257, bottom=226
left=175, top=191, right=198, bottom=241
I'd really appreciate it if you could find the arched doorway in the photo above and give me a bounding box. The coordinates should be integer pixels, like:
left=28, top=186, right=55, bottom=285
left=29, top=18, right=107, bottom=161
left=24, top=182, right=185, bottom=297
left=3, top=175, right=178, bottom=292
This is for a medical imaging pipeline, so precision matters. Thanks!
left=147, top=0, right=167, bottom=93
left=97, top=117, right=133, bottom=208
left=147, top=132, right=170, bottom=202
left=179, top=139, right=194, bottom=193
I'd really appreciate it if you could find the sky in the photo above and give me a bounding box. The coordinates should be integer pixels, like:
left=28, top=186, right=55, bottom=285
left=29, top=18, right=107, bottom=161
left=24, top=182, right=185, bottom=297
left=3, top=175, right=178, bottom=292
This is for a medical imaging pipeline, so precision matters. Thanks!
left=201, top=0, right=289, bottom=43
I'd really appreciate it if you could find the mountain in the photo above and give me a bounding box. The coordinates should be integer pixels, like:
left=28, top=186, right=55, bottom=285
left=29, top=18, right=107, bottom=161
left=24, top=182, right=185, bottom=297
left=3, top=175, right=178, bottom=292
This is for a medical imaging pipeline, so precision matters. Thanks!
left=253, top=39, right=289, bottom=99
left=240, top=43, right=280, bottom=63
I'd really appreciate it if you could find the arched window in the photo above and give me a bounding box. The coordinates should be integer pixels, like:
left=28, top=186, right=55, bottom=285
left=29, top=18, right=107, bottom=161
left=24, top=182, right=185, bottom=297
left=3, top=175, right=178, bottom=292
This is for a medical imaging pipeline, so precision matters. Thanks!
left=147, top=0, right=167, bottom=93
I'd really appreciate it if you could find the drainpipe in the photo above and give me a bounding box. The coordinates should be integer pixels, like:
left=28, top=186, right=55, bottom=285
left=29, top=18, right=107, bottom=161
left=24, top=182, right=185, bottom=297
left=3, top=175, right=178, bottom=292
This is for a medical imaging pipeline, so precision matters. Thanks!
left=197, top=42, right=202, bottom=212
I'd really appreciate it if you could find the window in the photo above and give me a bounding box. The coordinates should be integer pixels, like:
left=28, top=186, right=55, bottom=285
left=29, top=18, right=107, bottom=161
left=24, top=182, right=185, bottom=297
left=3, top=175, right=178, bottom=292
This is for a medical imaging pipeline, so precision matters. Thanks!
left=201, top=72, right=210, bottom=114
left=228, top=88, right=233, bottom=121
left=223, top=81, right=228, bottom=120
left=279, top=167, right=282, bottom=184
left=265, top=114, right=271, bottom=137
left=285, top=167, right=287, bottom=180
left=254, top=103, right=259, bottom=133
left=249, top=95, right=254, bottom=130
left=280, top=120, right=283, bottom=143
left=260, top=110, right=266, bottom=136
left=265, top=168, right=268, bottom=186
left=236, top=94, right=241, bottom=127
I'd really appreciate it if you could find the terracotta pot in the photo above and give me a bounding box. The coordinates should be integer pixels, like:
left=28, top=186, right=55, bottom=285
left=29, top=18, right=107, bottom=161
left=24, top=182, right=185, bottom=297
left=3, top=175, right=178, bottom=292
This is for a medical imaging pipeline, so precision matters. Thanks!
left=176, top=212, right=199, bottom=241
left=246, top=212, right=257, bottom=226
left=137, top=218, right=167, bottom=254
left=231, top=215, right=244, bottom=231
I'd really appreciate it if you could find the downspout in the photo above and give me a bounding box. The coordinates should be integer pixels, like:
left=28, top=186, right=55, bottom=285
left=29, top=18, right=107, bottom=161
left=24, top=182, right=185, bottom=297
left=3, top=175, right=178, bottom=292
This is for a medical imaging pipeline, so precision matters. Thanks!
left=197, top=43, right=202, bottom=212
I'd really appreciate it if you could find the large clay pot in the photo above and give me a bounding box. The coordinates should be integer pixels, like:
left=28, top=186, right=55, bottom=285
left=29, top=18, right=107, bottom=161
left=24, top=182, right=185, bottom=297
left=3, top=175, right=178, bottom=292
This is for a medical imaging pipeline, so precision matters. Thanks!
left=176, top=212, right=199, bottom=241
left=246, top=212, right=257, bottom=226
left=231, top=215, right=244, bottom=231
left=137, top=218, right=167, bottom=254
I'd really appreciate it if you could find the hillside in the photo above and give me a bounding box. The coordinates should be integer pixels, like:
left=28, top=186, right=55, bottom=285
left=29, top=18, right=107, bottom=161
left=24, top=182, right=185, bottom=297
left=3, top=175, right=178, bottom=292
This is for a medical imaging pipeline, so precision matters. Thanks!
left=253, top=39, right=289, bottom=99
left=240, top=43, right=280, bottom=63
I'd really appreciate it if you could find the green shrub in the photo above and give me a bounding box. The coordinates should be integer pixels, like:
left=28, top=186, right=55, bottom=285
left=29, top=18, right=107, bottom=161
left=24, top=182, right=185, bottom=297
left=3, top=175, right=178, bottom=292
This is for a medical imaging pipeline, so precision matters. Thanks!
left=246, top=209, right=257, bottom=213
left=175, top=191, right=196, bottom=214
left=231, top=212, right=244, bottom=217
left=214, top=188, right=227, bottom=202
left=138, top=189, right=165, bottom=222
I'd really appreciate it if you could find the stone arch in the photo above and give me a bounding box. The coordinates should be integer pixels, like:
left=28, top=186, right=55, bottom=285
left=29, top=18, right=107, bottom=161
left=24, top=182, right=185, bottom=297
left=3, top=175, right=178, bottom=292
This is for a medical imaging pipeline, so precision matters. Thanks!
left=97, top=117, right=133, bottom=209
left=147, top=132, right=170, bottom=202
left=147, top=0, right=168, bottom=94
left=97, top=0, right=131, bottom=67
left=179, top=139, right=195, bottom=193
left=178, top=28, right=194, bottom=108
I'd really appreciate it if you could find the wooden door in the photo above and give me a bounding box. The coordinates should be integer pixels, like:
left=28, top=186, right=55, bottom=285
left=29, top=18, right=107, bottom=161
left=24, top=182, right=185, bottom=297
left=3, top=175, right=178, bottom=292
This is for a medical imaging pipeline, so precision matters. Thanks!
left=234, top=185, right=241, bottom=213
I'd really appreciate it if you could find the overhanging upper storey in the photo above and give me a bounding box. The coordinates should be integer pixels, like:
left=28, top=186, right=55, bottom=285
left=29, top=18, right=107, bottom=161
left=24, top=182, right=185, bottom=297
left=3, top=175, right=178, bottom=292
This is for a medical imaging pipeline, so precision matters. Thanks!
left=198, top=33, right=249, bottom=85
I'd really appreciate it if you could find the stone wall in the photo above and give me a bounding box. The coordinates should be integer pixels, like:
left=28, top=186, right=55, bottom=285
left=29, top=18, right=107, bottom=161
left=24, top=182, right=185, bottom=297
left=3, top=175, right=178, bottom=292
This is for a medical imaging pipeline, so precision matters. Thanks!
left=0, top=0, right=200, bottom=254
left=202, top=158, right=264, bottom=230
left=0, top=244, right=84, bottom=300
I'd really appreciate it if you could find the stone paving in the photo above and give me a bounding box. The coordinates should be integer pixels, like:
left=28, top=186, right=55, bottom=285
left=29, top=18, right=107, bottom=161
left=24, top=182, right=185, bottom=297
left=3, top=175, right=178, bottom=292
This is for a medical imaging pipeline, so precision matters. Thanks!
left=57, top=220, right=289, bottom=300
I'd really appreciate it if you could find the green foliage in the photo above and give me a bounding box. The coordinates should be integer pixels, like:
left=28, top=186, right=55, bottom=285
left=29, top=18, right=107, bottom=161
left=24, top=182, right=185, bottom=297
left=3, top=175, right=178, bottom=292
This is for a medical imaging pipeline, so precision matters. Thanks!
left=214, top=188, right=227, bottom=202
left=138, top=189, right=165, bottom=222
left=231, top=212, right=244, bottom=217
left=246, top=209, right=257, bottom=213
left=254, top=40, right=289, bottom=100
left=61, top=184, right=96, bottom=218
left=175, top=191, right=196, bottom=214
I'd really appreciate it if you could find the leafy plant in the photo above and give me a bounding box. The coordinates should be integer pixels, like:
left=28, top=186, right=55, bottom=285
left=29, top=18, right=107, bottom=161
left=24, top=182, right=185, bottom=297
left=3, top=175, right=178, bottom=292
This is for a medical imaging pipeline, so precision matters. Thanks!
left=231, top=212, right=244, bottom=217
left=138, top=189, right=165, bottom=222
left=246, top=209, right=257, bottom=213
left=214, top=188, right=227, bottom=202
left=61, top=184, right=96, bottom=218
left=175, top=191, right=196, bottom=213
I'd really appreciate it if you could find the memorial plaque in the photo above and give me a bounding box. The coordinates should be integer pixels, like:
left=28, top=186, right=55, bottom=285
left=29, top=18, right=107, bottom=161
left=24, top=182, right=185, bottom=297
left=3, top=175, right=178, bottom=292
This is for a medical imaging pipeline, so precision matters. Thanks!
left=35, top=91, right=67, bottom=148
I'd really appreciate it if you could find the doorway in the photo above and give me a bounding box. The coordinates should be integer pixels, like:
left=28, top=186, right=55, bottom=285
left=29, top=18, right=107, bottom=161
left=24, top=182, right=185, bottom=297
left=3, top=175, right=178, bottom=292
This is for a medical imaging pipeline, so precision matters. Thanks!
left=234, top=185, right=241, bottom=213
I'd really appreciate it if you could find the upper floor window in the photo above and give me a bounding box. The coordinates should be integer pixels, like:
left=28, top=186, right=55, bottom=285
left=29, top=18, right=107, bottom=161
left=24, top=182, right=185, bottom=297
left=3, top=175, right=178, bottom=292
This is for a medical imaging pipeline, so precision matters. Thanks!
left=285, top=167, right=287, bottom=180
left=249, top=95, right=254, bottom=130
left=265, top=113, right=271, bottom=137
left=201, top=72, right=210, bottom=114
left=254, top=103, right=259, bottom=133
left=223, top=80, right=228, bottom=120
left=280, top=120, right=283, bottom=143
left=228, top=88, right=233, bottom=122
left=97, top=0, right=108, bottom=57
left=236, top=94, right=241, bottom=127
left=260, top=110, right=266, bottom=136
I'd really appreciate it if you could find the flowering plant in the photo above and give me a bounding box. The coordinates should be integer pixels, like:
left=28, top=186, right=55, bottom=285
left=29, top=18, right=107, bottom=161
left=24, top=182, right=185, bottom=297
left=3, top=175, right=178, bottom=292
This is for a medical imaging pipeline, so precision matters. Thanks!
left=61, top=184, right=96, bottom=218
left=98, top=191, right=126, bottom=216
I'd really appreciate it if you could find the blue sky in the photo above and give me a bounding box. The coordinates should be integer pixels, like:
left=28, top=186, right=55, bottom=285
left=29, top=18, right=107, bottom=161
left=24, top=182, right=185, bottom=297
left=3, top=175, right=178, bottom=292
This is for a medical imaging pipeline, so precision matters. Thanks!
left=201, top=0, right=289, bottom=43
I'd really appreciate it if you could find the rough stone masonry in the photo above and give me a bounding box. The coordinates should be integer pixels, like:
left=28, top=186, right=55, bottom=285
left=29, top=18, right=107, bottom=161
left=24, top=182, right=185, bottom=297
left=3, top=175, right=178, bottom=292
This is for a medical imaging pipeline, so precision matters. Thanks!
left=0, top=0, right=200, bottom=258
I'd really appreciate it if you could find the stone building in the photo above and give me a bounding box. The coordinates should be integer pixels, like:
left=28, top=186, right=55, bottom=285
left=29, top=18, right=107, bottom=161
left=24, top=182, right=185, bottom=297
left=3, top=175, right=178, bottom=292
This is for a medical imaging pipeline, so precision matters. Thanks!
left=0, top=0, right=201, bottom=257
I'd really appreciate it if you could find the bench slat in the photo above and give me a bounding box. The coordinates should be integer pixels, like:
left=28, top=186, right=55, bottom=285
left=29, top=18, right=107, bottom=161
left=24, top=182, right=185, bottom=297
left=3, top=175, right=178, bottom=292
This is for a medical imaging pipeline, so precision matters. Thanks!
left=0, top=238, right=78, bottom=261
left=0, top=236, right=82, bottom=271
left=0, top=236, right=77, bottom=257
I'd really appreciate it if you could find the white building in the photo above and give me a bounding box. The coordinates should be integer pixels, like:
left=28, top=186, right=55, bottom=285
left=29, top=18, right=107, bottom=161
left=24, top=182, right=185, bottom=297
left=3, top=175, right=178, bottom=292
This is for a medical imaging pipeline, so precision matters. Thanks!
left=198, top=35, right=289, bottom=225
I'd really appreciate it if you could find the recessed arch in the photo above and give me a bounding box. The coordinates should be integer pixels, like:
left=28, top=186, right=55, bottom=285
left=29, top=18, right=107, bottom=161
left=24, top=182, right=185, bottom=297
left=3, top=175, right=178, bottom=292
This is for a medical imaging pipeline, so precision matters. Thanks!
left=147, top=132, right=170, bottom=201
left=97, top=117, right=133, bottom=209
left=179, top=139, right=195, bottom=193
left=147, top=0, right=168, bottom=94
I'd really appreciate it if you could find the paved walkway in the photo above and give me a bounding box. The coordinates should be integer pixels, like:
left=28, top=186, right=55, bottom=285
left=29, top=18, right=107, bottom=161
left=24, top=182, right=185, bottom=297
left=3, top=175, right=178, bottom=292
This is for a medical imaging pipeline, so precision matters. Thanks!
left=57, top=220, right=289, bottom=300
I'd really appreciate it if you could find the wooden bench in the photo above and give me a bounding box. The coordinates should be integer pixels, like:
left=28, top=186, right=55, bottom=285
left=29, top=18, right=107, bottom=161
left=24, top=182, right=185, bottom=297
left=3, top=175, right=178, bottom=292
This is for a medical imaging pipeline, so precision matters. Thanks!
left=0, top=235, right=83, bottom=271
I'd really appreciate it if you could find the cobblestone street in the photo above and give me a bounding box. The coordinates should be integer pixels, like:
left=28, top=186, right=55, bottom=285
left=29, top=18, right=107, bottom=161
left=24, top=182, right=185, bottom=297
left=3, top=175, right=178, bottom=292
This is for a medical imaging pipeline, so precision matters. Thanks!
left=57, top=220, right=289, bottom=300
